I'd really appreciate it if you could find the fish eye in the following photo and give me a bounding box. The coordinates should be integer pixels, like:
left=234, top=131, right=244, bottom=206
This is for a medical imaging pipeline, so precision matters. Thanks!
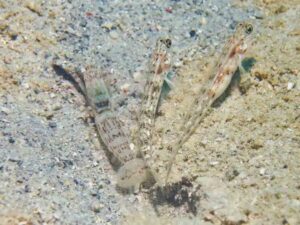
left=165, top=38, right=172, bottom=48
left=245, top=24, right=253, bottom=34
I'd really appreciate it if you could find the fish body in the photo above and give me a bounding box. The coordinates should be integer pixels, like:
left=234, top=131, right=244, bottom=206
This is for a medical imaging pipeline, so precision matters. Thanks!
left=166, top=22, right=254, bottom=181
left=52, top=36, right=173, bottom=189
left=138, top=37, right=172, bottom=178
left=81, top=72, right=149, bottom=190
left=52, top=64, right=148, bottom=190
left=84, top=75, right=136, bottom=164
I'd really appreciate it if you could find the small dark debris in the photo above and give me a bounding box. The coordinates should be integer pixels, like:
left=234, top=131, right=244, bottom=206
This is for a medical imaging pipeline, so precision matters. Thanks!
left=33, top=88, right=40, bottom=94
left=8, top=136, right=15, bottom=143
left=102, top=178, right=111, bottom=185
left=11, top=34, right=18, bottom=41
left=225, top=168, right=240, bottom=181
left=62, top=159, right=74, bottom=168
left=90, top=190, right=98, bottom=197
left=17, top=179, right=24, bottom=184
left=86, top=12, right=93, bottom=17
left=44, top=52, right=51, bottom=59
left=74, top=178, right=85, bottom=187
left=165, top=7, right=173, bottom=13
left=194, top=9, right=202, bottom=15
left=229, top=21, right=238, bottom=30
left=52, top=64, right=86, bottom=97
left=149, top=177, right=200, bottom=215
left=282, top=218, right=289, bottom=225
left=8, top=158, right=23, bottom=166
left=254, top=13, right=264, bottom=20
left=24, top=184, right=30, bottom=193
left=189, top=30, right=196, bottom=38
left=242, top=57, right=256, bottom=72
left=48, top=121, right=57, bottom=128
left=80, top=20, right=87, bottom=27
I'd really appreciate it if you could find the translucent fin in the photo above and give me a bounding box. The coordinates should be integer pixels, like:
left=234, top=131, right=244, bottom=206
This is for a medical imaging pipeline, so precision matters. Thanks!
left=117, top=159, right=149, bottom=190
left=85, top=78, right=111, bottom=112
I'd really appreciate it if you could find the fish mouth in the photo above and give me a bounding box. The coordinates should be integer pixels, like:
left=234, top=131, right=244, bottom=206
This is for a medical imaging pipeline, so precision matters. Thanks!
left=240, top=42, right=248, bottom=52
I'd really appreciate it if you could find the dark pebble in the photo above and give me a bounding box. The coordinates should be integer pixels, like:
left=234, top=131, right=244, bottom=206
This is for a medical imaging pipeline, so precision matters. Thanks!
left=8, top=136, right=15, bottom=143
left=74, top=178, right=85, bottom=187
left=48, top=121, right=57, bottom=128
left=8, top=158, right=20, bottom=163
left=8, top=158, right=23, bottom=166
left=80, top=20, right=87, bottom=27
left=90, top=190, right=98, bottom=197
left=189, top=30, right=196, bottom=38
left=24, top=184, right=30, bottom=193
left=226, top=169, right=240, bottom=181
left=11, top=34, right=18, bottom=41
left=229, top=21, right=238, bottom=30
left=61, top=159, right=73, bottom=168
left=194, top=9, right=202, bottom=15
left=34, top=88, right=40, bottom=94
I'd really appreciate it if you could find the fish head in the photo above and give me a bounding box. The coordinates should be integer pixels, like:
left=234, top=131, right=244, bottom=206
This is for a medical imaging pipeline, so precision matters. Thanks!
left=86, top=78, right=111, bottom=112
left=235, top=21, right=254, bottom=54
left=152, top=37, right=172, bottom=73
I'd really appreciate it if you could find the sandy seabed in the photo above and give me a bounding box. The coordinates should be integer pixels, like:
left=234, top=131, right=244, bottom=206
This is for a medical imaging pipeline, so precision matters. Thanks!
left=0, top=0, right=299, bottom=224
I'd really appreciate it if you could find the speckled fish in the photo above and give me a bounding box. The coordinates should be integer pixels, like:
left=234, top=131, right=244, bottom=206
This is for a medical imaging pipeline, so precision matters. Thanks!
left=83, top=74, right=152, bottom=190
left=52, top=64, right=149, bottom=190
left=166, top=22, right=254, bottom=181
left=137, top=37, right=172, bottom=180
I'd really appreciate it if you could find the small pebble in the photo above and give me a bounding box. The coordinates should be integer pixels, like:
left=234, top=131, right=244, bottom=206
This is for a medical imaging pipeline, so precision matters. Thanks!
left=133, top=71, right=143, bottom=82
left=225, top=169, right=240, bottom=181
left=129, top=143, right=135, bottom=151
left=10, top=34, right=18, bottom=41
left=41, top=111, right=54, bottom=120
left=189, top=30, right=196, bottom=38
left=209, top=161, right=219, bottom=166
left=0, top=107, right=10, bottom=115
left=200, top=17, right=207, bottom=25
left=109, top=30, right=119, bottom=39
left=26, top=2, right=42, bottom=16
left=101, top=22, right=114, bottom=30
left=91, top=202, right=104, bottom=213
left=90, top=190, right=98, bottom=197
left=156, top=24, right=162, bottom=31
left=48, top=121, right=57, bottom=128
left=8, top=136, right=15, bottom=144
left=3, top=56, right=12, bottom=64
left=259, top=168, right=266, bottom=175
left=174, top=60, right=183, bottom=67
left=287, top=82, right=295, bottom=90
left=120, top=83, right=130, bottom=93
left=50, top=93, right=56, bottom=98
left=165, top=7, right=172, bottom=13
left=23, top=83, right=30, bottom=89
left=52, top=103, right=62, bottom=111
left=24, top=184, right=30, bottom=193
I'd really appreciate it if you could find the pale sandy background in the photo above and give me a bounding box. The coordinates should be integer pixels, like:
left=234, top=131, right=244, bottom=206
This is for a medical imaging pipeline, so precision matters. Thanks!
left=0, top=0, right=299, bottom=224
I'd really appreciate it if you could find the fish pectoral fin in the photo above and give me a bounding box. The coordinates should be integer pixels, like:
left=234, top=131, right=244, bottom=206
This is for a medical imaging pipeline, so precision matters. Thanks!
left=238, top=61, right=247, bottom=75
left=164, top=76, right=175, bottom=89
